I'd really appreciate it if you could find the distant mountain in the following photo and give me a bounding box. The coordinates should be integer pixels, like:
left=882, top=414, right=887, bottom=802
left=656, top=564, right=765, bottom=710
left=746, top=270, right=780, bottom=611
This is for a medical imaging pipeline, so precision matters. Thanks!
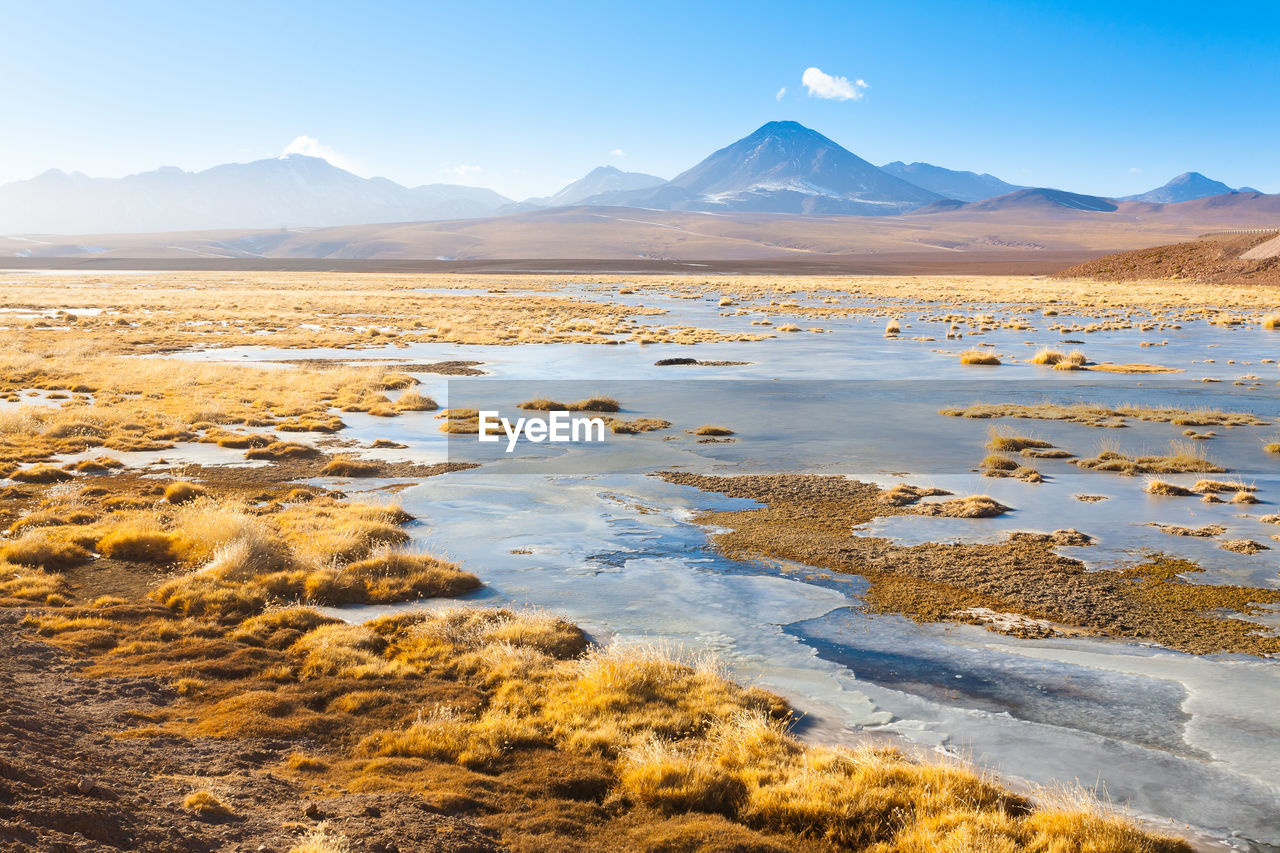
left=880, top=161, right=1025, bottom=202
left=0, top=154, right=512, bottom=234
left=914, top=187, right=1119, bottom=215
left=597, top=121, right=941, bottom=215
left=1122, top=172, right=1236, bottom=204
left=539, top=166, right=665, bottom=207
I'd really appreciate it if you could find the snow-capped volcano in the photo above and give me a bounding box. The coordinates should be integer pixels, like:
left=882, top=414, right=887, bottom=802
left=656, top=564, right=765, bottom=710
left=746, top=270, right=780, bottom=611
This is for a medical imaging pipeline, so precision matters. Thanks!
left=591, top=121, right=940, bottom=214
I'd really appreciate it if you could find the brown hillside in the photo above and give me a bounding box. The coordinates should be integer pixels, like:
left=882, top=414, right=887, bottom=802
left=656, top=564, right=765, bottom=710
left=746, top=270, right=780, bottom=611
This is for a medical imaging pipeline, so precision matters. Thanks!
left=1055, top=231, right=1280, bottom=284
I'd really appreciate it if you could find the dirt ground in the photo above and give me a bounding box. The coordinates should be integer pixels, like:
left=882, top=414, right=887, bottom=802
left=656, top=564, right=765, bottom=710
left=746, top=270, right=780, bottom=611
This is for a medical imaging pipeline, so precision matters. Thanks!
left=0, top=611, right=502, bottom=853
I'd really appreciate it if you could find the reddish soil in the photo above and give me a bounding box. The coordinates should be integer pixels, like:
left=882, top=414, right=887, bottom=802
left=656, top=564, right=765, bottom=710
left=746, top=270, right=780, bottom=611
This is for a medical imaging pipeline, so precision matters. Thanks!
left=1056, top=232, right=1280, bottom=284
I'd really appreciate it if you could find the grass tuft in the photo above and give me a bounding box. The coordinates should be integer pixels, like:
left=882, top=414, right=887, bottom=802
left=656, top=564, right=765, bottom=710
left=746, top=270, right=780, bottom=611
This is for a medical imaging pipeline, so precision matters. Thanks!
left=959, top=350, right=1001, bottom=366
left=182, top=790, right=235, bottom=819
left=164, top=481, right=207, bottom=504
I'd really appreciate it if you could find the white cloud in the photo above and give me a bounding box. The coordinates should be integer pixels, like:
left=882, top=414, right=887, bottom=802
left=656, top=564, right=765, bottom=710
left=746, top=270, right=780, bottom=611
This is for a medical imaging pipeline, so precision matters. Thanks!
left=280, top=136, right=363, bottom=174
left=1128, top=167, right=1143, bottom=174
left=442, top=164, right=483, bottom=178
left=610, top=148, right=625, bottom=158
left=801, top=67, right=868, bottom=101
left=775, top=87, right=787, bottom=101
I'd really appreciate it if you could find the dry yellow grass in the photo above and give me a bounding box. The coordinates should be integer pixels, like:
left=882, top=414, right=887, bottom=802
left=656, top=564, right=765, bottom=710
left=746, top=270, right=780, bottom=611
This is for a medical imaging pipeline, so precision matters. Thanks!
left=137, top=495, right=472, bottom=619
left=1028, top=347, right=1087, bottom=367
left=1144, top=479, right=1196, bottom=497
left=0, top=530, right=93, bottom=571
left=1074, top=441, right=1224, bottom=476
left=10, top=464, right=75, bottom=483
left=519, top=396, right=621, bottom=412
left=288, top=824, right=351, bottom=853
left=182, top=790, right=235, bottom=818
left=959, top=350, right=1001, bottom=365
left=98, top=527, right=189, bottom=563
left=0, top=562, right=69, bottom=605
left=942, top=402, right=1268, bottom=428
left=318, top=456, right=381, bottom=477
left=915, top=495, right=1011, bottom=518
left=163, top=481, right=207, bottom=504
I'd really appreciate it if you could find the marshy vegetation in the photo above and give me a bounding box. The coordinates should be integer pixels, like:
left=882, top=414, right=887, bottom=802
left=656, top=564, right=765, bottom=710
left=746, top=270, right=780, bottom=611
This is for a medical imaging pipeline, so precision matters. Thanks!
left=942, top=401, right=1270, bottom=428
left=659, top=472, right=1280, bottom=656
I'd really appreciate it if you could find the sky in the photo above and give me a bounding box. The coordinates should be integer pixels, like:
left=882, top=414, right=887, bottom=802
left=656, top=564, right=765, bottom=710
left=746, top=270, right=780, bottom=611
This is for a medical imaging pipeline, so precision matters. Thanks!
left=2, top=0, right=1278, bottom=199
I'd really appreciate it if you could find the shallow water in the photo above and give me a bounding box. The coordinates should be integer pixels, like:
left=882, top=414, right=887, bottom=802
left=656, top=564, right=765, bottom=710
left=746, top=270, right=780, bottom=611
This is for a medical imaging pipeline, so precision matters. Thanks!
left=178, top=286, right=1279, bottom=847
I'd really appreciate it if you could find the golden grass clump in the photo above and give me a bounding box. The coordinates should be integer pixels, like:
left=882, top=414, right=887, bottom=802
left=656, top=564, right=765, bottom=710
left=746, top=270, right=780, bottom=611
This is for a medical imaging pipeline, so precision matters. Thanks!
left=70, top=456, right=124, bottom=473
left=290, top=622, right=415, bottom=679
left=273, top=499, right=411, bottom=566
left=987, top=432, right=1053, bottom=452
left=880, top=483, right=952, bottom=506
left=393, top=391, right=437, bottom=412
left=245, top=441, right=321, bottom=460
left=617, top=710, right=1189, bottom=852
left=1145, top=479, right=1195, bottom=497
left=1261, top=313, right=1280, bottom=329
left=941, top=402, right=1267, bottom=429
left=98, top=526, right=189, bottom=563
left=959, top=350, right=1001, bottom=365
left=155, top=504, right=461, bottom=618
left=982, top=454, right=1020, bottom=471
left=1192, top=479, right=1254, bottom=494
left=517, top=398, right=564, bottom=410
left=607, top=417, right=672, bottom=434
left=1074, top=441, right=1225, bottom=476
left=286, top=752, right=329, bottom=773
left=436, top=408, right=480, bottom=434
left=916, top=495, right=1010, bottom=518
left=182, top=790, right=235, bottom=818
left=0, top=530, right=93, bottom=571
left=288, top=824, right=351, bottom=853
left=151, top=497, right=444, bottom=619
left=319, top=456, right=381, bottom=478
left=694, top=425, right=735, bottom=436
left=163, top=481, right=207, bottom=504
left=303, top=550, right=480, bottom=605
left=0, top=562, right=69, bottom=605
left=519, top=396, right=621, bottom=412
left=10, top=464, right=75, bottom=484
left=1028, top=348, right=1065, bottom=365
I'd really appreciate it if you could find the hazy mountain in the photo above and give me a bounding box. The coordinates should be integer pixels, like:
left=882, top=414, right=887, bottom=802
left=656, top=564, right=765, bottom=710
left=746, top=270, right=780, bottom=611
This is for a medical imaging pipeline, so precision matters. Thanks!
left=913, top=188, right=1119, bottom=215
left=597, top=121, right=941, bottom=215
left=540, top=166, right=665, bottom=206
left=0, top=154, right=512, bottom=234
left=880, top=161, right=1025, bottom=202
left=1123, top=172, right=1236, bottom=204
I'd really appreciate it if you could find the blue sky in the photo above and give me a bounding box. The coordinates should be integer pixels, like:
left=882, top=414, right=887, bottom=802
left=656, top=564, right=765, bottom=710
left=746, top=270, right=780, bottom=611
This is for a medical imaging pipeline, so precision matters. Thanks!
left=3, top=0, right=1277, bottom=199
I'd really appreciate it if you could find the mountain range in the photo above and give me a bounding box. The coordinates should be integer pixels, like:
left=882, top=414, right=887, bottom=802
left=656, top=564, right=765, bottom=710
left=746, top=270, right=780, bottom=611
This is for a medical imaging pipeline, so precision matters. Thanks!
left=0, top=155, right=513, bottom=234
left=0, top=121, right=1271, bottom=235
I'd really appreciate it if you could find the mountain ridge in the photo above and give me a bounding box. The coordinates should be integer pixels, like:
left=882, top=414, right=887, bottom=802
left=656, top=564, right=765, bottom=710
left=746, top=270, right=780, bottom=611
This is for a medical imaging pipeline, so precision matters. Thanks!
left=0, top=123, right=1272, bottom=234
left=0, top=155, right=512, bottom=234
left=880, top=161, right=1025, bottom=202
